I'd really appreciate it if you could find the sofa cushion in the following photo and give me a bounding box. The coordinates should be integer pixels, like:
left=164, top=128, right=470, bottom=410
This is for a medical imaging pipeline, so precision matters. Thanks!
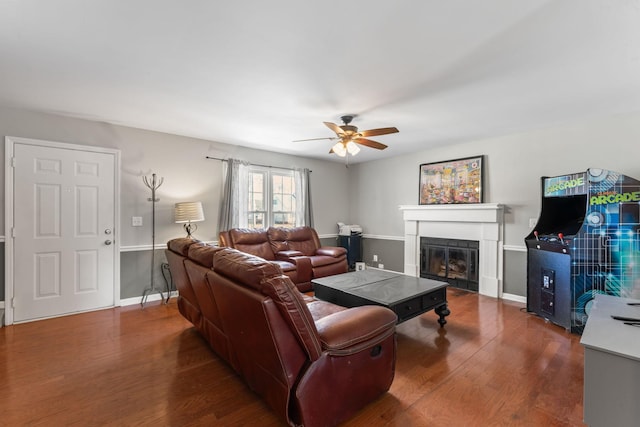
left=229, top=228, right=276, bottom=261
left=167, top=237, right=201, bottom=256
left=213, top=248, right=282, bottom=291
left=267, top=227, right=289, bottom=253
left=279, top=226, right=318, bottom=256
left=188, top=243, right=225, bottom=269
left=306, top=299, right=346, bottom=322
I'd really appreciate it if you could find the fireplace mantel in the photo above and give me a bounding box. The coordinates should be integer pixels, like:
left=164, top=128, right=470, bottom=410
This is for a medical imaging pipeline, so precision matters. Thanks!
left=399, top=203, right=504, bottom=298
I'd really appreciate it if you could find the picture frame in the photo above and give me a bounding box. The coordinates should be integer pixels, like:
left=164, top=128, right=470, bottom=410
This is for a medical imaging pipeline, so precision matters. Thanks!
left=419, top=155, right=484, bottom=205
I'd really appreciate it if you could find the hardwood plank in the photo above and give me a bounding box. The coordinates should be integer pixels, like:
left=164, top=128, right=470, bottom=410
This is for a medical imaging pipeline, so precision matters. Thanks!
left=0, top=290, right=585, bottom=426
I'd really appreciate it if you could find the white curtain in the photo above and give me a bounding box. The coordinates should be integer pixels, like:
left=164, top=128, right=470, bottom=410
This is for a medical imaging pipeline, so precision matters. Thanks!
left=219, top=161, right=313, bottom=232
left=295, top=168, right=314, bottom=227
left=217, top=158, right=249, bottom=232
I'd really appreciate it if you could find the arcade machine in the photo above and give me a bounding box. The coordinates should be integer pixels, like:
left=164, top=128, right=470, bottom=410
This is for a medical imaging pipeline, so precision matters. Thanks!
left=526, top=168, right=640, bottom=334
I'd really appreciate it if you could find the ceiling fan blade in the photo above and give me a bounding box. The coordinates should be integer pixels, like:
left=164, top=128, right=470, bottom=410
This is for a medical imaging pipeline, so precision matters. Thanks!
left=354, top=138, right=388, bottom=150
left=292, top=137, right=337, bottom=142
left=359, top=127, right=399, bottom=137
left=324, top=121, right=346, bottom=136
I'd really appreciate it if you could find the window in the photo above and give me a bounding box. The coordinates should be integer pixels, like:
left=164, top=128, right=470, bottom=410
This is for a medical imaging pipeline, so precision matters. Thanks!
left=246, top=167, right=296, bottom=229
left=217, top=159, right=312, bottom=233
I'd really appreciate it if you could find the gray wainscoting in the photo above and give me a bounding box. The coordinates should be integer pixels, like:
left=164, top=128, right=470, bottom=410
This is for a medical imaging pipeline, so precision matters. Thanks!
left=120, top=249, right=170, bottom=300
left=503, top=249, right=527, bottom=297
left=322, top=235, right=404, bottom=273
left=0, top=243, right=4, bottom=301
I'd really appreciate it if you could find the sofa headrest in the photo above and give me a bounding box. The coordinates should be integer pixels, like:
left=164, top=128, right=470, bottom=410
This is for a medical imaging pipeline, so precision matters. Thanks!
left=229, top=228, right=269, bottom=245
left=213, top=248, right=282, bottom=290
left=261, top=274, right=322, bottom=360
left=283, top=226, right=314, bottom=241
left=218, top=231, right=231, bottom=247
left=167, top=238, right=201, bottom=256
left=275, top=226, right=319, bottom=256
left=187, top=242, right=225, bottom=269
left=267, top=227, right=289, bottom=253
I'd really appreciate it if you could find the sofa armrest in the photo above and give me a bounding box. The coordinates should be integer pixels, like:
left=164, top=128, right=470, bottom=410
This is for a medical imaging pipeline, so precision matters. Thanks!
left=276, top=250, right=305, bottom=258
left=316, top=246, right=347, bottom=257
left=315, top=306, right=396, bottom=355
left=275, top=252, right=312, bottom=283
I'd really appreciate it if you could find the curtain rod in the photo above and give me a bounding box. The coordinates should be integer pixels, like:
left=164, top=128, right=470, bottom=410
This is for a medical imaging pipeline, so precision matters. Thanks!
left=205, top=156, right=311, bottom=172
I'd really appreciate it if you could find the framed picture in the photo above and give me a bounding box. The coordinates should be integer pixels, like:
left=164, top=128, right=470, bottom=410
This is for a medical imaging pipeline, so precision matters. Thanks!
left=419, top=155, right=484, bottom=205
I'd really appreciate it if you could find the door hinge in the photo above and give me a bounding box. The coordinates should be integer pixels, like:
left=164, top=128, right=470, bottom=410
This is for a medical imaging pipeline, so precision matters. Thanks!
left=11, top=227, right=15, bottom=238
left=11, top=156, right=16, bottom=167
left=11, top=297, right=15, bottom=309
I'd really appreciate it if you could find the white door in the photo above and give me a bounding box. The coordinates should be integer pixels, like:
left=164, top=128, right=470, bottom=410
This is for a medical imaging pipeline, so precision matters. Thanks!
left=8, top=138, right=119, bottom=323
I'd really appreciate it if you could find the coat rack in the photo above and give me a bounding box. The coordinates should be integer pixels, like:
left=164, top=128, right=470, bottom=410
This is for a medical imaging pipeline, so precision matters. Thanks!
left=141, top=173, right=165, bottom=306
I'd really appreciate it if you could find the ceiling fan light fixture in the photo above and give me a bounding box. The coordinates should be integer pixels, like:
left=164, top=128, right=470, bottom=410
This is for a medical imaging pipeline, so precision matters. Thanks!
left=346, top=140, right=360, bottom=155
left=296, top=116, right=398, bottom=159
left=332, top=141, right=347, bottom=157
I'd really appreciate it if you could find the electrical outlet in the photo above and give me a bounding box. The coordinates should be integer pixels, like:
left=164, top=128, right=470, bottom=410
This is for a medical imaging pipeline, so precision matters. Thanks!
left=132, top=216, right=143, bottom=226
left=373, top=254, right=378, bottom=262
left=378, top=263, right=384, bottom=269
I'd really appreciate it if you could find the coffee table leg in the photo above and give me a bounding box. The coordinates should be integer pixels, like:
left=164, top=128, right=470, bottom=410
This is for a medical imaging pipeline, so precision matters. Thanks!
left=435, top=303, right=450, bottom=327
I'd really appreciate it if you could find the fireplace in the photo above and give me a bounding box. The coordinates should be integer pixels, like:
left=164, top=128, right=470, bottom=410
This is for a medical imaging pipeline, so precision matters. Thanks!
left=420, top=237, right=479, bottom=291
left=399, top=203, right=504, bottom=298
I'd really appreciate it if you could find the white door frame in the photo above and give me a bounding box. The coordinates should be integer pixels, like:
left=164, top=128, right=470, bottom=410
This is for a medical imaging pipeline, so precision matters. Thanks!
left=4, top=136, right=121, bottom=325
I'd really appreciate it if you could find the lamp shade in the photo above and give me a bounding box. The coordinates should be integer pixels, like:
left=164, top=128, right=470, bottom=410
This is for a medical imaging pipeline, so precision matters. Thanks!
left=346, top=141, right=360, bottom=155
left=174, top=201, right=205, bottom=223
left=332, top=141, right=347, bottom=157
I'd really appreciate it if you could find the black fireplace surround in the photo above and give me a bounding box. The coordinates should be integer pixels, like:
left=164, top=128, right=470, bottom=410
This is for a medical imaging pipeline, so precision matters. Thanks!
left=420, top=237, right=479, bottom=291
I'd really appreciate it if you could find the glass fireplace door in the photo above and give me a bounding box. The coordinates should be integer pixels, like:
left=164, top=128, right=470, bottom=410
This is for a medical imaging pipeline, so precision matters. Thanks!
left=426, top=246, right=447, bottom=278
left=420, top=237, right=479, bottom=291
left=447, top=248, right=469, bottom=280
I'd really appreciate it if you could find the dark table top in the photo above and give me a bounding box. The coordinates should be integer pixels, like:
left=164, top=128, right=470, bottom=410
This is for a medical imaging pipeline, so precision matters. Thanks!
left=312, top=269, right=447, bottom=306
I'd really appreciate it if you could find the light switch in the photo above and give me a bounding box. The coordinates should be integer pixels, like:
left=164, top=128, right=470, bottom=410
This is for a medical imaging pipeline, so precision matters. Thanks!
left=132, top=216, right=143, bottom=226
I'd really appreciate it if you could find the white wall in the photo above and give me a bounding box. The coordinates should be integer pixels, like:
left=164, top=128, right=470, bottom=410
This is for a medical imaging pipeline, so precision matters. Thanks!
left=348, top=110, right=640, bottom=248
left=0, top=106, right=349, bottom=247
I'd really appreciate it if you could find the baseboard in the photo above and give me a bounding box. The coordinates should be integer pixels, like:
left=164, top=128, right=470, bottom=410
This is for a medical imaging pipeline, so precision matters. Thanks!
left=502, top=292, right=526, bottom=304
left=503, top=244, right=527, bottom=252
left=366, top=266, right=402, bottom=273
left=119, top=291, right=179, bottom=307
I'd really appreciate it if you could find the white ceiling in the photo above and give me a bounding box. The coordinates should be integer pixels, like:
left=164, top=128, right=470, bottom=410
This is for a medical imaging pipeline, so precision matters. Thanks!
left=1, top=0, right=640, bottom=164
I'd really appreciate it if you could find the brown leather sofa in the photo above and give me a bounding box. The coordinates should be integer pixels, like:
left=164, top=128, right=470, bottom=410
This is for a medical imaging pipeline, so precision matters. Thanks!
left=165, top=238, right=397, bottom=427
left=219, top=226, right=348, bottom=292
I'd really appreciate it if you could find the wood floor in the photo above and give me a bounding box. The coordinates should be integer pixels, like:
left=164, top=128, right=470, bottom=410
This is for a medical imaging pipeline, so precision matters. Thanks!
left=0, top=290, right=585, bottom=426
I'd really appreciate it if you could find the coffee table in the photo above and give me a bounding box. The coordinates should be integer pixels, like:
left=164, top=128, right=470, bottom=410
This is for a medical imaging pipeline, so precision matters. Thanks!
left=312, top=269, right=450, bottom=326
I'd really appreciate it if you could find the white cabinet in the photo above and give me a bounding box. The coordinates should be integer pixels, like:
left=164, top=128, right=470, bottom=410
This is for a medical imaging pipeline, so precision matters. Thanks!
left=580, top=294, right=640, bottom=427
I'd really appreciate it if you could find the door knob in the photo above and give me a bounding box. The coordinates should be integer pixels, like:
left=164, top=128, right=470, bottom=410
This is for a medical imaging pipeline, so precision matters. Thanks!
left=105, top=240, right=112, bottom=245
left=105, top=229, right=112, bottom=235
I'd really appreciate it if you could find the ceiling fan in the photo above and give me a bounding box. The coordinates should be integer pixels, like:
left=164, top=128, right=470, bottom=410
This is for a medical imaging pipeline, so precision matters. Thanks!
left=294, top=115, right=399, bottom=158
